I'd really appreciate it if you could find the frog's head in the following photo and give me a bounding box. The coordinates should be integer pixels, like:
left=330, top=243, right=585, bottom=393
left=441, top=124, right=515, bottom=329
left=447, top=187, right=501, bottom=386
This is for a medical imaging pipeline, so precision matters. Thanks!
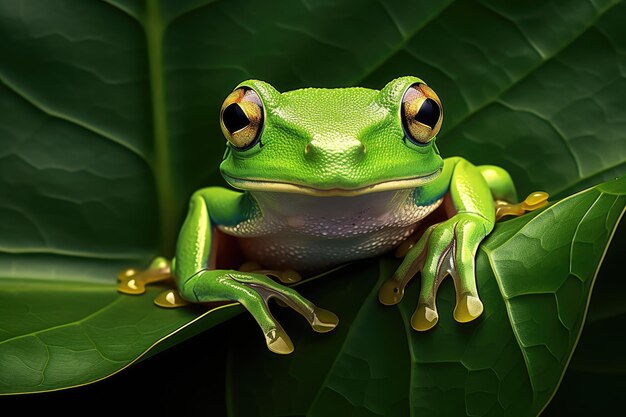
left=218, top=76, right=444, bottom=196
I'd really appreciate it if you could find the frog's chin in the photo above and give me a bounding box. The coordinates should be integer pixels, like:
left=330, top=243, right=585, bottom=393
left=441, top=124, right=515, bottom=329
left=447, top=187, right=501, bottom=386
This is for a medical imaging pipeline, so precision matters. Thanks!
left=222, top=170, right=441, bottom=197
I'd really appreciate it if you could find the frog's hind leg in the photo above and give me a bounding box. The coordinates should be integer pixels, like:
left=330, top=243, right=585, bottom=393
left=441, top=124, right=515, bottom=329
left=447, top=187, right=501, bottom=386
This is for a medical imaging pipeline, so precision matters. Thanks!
left=478, top=165, right=549, bottom=221
left=478, top=165, right=518, bottom=203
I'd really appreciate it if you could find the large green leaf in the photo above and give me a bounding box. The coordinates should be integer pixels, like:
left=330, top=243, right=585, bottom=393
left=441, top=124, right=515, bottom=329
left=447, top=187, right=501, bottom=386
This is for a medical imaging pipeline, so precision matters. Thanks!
left=0, top=0, right=625, bottom=404
left=0, top=274, right=241, bottom=394
left=226, top=176, right=626, bottom=417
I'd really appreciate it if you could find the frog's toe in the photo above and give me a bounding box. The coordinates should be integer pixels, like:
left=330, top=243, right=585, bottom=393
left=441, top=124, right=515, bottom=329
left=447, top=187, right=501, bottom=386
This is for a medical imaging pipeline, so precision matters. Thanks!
left=378, top=279, right=406, bottom=305
left=117, top=274, right=146, bottom=295
left=148, top=256, right=171, bottom=271
left=411, top=303, right=439, bottom=331
left=153, top=289, right=190, bottom=308
left=310, top=307, right=339, bottom=333
left=227, top=279, right=293, bottom=354
left=410, top=246, right=447, bottom=331
left=117, top=268, right=147, bottom=295
left=453, top=294, right=483, bottom=323
left=495, top=191, right=549, bottom=221
left=450, top=219, right=484, bottom=323
left=118, top=268, right=138, bottom=281
left=265, top=327, right=294, bottom=355
left=117, top=257, right=173, bottom=295
left=379, top=227, right=433, bottom=306
left=267, top=286, right=339, bottom=333
left=523, top=191, right=549, bottom=208
left=253, top=285, right=338, bottom=332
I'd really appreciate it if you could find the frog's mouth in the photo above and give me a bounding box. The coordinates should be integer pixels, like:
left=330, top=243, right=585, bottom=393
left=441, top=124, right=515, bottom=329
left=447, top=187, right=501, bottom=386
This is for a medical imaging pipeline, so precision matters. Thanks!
left=222, top=170, right=441, bottom=197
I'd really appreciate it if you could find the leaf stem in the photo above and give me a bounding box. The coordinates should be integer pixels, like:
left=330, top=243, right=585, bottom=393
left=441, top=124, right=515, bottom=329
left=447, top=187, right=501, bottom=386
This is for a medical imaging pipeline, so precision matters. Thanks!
left=145, top=0, right=176, bottom=255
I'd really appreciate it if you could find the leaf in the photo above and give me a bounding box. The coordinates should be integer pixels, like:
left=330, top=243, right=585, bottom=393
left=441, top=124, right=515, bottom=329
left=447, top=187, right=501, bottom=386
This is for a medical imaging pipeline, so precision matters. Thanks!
left=1, top=0, right=625, bottom=400
left=0, top=274, right=241, bottom=395
left=540, top=215, right=626, bottom=414
left=226, top=176, right=626, bottom=417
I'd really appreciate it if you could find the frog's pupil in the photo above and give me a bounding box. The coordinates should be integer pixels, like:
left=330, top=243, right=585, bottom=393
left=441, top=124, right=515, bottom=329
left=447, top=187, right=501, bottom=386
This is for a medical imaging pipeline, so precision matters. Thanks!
left=223, top=103, right=250, bottom=133
left=415, top=98, right=440, bottom=129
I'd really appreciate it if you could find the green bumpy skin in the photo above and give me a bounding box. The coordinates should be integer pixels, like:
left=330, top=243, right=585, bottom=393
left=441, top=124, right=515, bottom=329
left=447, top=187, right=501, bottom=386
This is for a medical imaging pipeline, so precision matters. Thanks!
left=171, top=76, right=517, bottom=354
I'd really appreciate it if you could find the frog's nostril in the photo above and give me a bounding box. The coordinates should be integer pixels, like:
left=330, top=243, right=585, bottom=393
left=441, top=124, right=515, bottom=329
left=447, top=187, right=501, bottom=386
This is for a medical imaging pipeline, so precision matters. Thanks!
left=304, top=137, right=365, bottom=162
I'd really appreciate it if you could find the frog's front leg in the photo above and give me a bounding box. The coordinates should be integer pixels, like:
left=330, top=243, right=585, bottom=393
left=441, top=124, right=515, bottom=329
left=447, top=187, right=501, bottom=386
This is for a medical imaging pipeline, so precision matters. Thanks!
left=379, top=157, right=502, bottom=331
left=174, top=187, right=338, bottom=354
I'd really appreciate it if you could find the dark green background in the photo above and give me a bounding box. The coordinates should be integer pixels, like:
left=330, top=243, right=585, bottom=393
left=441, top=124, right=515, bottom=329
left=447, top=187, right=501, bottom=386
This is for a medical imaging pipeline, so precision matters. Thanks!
left=1, top=0, right=625, bottom=414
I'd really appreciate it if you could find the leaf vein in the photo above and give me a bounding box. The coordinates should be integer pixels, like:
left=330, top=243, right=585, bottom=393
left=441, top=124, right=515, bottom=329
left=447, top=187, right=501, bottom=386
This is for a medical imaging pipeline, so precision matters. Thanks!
left=0, top=73, right=146, bottom=160
left=306, top=267, right=384, bottom=414
left=482, top=246, right=537, bottom=394
left=352, top=0, right=455, bottom=85
left=0, top=297, right=124, bottom=347
left=439, top=0, right=622, bottom=141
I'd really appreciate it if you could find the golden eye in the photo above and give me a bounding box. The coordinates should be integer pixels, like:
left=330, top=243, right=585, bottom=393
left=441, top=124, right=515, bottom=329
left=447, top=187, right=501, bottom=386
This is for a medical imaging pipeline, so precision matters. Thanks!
left=220, top=87, right=264, bottom=149
left=401, top=83, right=443, bottom=145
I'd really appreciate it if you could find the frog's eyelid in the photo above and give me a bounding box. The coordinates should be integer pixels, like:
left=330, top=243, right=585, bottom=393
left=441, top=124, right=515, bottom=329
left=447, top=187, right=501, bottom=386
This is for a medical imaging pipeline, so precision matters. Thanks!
left=243, top=88, right=263, bottom=106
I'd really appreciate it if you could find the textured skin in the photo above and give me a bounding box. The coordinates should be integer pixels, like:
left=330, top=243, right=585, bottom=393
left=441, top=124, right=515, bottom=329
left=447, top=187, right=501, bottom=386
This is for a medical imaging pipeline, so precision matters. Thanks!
left=170, top=77, right=517, bottom=353
left=219, top=189, right=443, bottom=271
left=220, top=78, right=442, bottom=191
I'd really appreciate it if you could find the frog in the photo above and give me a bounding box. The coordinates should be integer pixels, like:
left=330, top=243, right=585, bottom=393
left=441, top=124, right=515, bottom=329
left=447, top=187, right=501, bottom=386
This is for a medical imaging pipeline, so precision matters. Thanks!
left=117, top=76, right=548, bottom=354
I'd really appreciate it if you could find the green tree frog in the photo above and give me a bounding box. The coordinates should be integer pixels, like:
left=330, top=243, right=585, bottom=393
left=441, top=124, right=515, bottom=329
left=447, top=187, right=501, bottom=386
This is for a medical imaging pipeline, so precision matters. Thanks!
left=118, top=76, right=547, bottom=354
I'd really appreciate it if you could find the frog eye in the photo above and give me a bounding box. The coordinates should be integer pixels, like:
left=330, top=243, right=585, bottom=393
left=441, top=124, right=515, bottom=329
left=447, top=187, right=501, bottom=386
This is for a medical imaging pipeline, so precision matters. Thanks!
left=220, top=87, right=264, bottom=149
left=401, top=83, right=443, bottom=145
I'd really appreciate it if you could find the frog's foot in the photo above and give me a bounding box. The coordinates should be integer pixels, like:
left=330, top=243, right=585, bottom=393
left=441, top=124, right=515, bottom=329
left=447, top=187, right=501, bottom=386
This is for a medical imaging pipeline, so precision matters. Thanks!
left=238, top=261, right=302, bottom=308
left=379, top=213, right=489, bottom=331
left=238, top=261, right=302, bottom=284
left=117, top=257, right=172, bottom=295
left=495, top=191, right=549, bottom=221
left=182, top=270, right=338, bottom=354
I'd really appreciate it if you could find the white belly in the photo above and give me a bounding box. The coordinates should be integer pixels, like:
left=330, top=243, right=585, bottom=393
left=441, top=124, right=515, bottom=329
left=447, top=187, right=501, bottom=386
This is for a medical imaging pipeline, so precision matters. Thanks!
left=218, top=189, right=442, bottom=272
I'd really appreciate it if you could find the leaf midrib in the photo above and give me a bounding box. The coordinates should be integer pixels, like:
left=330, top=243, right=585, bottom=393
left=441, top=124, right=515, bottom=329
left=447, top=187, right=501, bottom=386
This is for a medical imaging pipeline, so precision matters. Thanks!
left=145, top=0, right=176, bottom=255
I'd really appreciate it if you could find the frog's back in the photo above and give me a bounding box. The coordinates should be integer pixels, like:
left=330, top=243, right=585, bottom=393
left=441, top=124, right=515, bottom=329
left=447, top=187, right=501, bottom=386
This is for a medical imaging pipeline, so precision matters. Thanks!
left=218, top=189, right=441, bottom=272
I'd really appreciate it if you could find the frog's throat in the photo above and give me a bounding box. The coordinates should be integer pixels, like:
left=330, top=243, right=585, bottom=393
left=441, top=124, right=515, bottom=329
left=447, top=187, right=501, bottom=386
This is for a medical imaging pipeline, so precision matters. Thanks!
left=222, top=169, right=441, bottom=197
